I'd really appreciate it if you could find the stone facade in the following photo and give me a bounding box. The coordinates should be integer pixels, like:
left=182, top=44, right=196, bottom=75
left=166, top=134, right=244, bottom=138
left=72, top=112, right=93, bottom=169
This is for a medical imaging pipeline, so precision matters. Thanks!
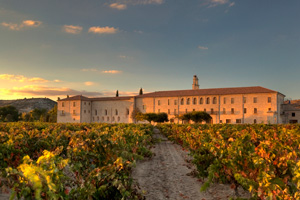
left=57, top=75, right=292, bottom=124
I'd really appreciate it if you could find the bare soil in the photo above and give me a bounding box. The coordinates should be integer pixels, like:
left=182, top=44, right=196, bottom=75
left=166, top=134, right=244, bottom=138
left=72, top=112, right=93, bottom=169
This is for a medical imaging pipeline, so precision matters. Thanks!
left=131, top=128, right=251, bottom=200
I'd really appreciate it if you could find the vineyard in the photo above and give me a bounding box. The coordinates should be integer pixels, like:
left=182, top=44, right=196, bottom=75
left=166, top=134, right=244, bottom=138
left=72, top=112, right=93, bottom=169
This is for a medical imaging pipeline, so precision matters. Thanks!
left=157, top=124, right=300, bottom=200
left=0, top=122, right=154, bottom=200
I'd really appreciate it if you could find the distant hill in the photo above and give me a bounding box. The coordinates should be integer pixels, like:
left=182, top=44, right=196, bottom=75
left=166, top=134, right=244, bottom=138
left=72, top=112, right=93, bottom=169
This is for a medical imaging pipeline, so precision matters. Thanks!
left=0, top=98, right=57, bottom=113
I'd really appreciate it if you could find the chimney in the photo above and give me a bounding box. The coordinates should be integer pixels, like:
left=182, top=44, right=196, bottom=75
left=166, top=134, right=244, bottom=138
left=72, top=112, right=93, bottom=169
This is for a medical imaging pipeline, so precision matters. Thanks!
left=192, top=75, right=199, bottom=90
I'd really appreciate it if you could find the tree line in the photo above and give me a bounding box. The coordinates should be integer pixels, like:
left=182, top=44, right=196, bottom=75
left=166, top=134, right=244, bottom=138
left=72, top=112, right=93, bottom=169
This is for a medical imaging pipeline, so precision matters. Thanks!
left=131, top=108, right=212, bottom=124
left=0, top=105, right=57, bottom=122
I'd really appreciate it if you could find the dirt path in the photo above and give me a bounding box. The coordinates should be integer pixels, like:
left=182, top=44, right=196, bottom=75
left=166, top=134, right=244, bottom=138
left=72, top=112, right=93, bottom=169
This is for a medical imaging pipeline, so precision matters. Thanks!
left=132, top=128, right=251, bottom=200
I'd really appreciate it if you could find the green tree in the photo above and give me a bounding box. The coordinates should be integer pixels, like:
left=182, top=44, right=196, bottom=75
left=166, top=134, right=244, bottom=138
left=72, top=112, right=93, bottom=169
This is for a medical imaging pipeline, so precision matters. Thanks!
left=116, top=90, right=119, bottom=97
left=139, top=88, right=143, bottom=95
left=190, top=111, right=212, bottom=123
left=143, top=113, right=158, bottom=123
left=47, top=105, right=57, bottom=123
left=154, top=113, right=169, bottom=123
left=0, top=105, right=19, bottom=122
left=131, top=108, right=144, bottom=122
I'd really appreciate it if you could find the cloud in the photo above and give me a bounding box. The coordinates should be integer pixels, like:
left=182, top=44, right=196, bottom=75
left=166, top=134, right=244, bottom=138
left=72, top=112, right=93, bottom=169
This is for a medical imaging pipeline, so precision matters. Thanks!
left=198, top=46, right=208, bottom=50
left=63, top=25, right=83, bottom=34
left=0, top=85, right=103, bottom=97
left=109, top=3, right=127, bottom=10
left=22, top=20, right=42, bottom=27
left=81, top=68, right=99, bottom=72
left=0, top=74, right=49, bottom=83
left=102, top=70, right=122, bottom=74
left=206, top=0, right=234, bottom=8
left=108, top=0, right=164, bottom=10
left=54, top=79, right=62, bottom=83
left=88, top=26, right=118, bottom=34
left=84, top=81, right=96, bottom=86
left=122, top=0, right=164, bottom=5
left=1, top=20, right=42, bottom=30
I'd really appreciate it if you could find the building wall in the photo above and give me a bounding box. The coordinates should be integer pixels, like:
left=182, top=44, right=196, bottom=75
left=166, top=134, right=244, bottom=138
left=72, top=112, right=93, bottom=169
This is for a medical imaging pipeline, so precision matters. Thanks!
left=136, top=92, right=280, bottom=124
left=57, top=100, right=82, bottom=123
left=89, top=100, right=134, bottom=123
left=282, top=104, right=300, bottom=124
left=57, top=92, right=288, bottom=124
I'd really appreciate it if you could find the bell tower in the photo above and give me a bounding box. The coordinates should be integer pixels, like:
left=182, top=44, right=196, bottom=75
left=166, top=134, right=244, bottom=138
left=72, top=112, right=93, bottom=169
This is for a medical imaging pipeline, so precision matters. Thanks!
left=192, top=75, right=199, bottom=90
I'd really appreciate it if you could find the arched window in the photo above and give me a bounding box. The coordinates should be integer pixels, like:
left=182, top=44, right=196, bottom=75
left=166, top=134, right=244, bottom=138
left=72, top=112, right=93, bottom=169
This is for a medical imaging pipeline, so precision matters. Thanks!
left=200, top=98, right=203, bottom=104
left=206, top=97, right=210, bottom=104
left=107, top=117, right=109, bottom=121
left=105, top=109, right=108, bottom=116
left=186, top=98, right=190, bottom=105
left=115, top=109, right=118, bottom=115
left=102, top=117, right=104, bottom=121
left=213, top=97, right=217, bottom=104
left=181, top=98, right=184, bottom=105
left=126, top=108, right=129, bottom=115
left=118, top=117, right=120, bottom=122
left=112, top=117, right=115, bottom=121
left=193, top=98, right=197, bottom=105
left=95, top=110, right=97, bottom=115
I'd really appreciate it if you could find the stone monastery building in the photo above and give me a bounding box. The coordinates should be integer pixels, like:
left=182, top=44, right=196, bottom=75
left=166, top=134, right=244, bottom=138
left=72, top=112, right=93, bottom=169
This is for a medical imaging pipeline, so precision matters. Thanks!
left=57, top=75, right=293, bottom=124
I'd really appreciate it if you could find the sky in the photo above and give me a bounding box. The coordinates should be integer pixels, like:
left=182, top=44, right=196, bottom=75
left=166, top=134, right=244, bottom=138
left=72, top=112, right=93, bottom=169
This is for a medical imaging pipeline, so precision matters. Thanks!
left=0, top=0, right=299, bottom=100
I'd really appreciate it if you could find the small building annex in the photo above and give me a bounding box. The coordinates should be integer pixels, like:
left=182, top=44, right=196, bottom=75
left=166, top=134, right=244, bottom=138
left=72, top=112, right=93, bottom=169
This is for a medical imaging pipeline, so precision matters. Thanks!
left=57, top=75, right=290, bottom=124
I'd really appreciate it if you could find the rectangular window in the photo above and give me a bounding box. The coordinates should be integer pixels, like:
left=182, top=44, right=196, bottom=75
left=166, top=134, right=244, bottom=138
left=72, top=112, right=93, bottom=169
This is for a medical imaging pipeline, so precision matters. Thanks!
left=244, top=108, right=247, bottom=114
left=84, top=110, right=86, bottom=114
left=73, top=110, right=76, bottom=114
left=95, top=110, right=97, bottom=115
left=231, top=98, right=234, bottom=104
left=268, top=97, right=271, bottom=103
left=231, top=108, right=234, bottom=114
left=185, top=109, right=188, bottom=113
left=253, top=97, right=257, bottom=103
left=236, top=119, right=242, bottom=124
left=254, top=119, right=257, bottom=124
left=268, top=108, right=271, bottom=111
left=61, top=110, right=64, bottom=114
left=143, top=105, right=146, bottom=110
left=204, top=108, right=206, bottom=112
left=223, top=108, right=226, bottom=114
left=174, top=100, right=177, bottom=105
left=158, top=109, right=160, bottom=113
left=158, top=100, right=161, bottom=106
left=220, top=120, right=223, bottom=123
left=168, top=109, right=170, bottom=114
left=174, top=109, right=177, bottom=114
left=73, top=102, right=76, bottom=107
left=193, top=109, right=195, bottom=111
left=84, top=102, right=86, bottom=105
left=211, top=108, right=214, bottom=114
left=62, top=102, right=65, bottom=107
left=292, top=112, right=296, bottom=117
left=168, top=99, right=170, bottom=105
left=226, top=119, right=231, bottom=124
left=223, top=97, right=226, bottom=104
left=254, top=108, right=257, bottom=114
left=243, top=97, right=247, bottom=103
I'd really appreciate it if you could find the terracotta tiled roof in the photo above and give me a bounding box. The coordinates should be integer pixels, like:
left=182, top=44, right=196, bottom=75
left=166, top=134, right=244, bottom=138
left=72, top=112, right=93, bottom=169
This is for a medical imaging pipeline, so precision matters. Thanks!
left=59, top=86, right=283, bottom=101
left=59, top=95, right=132, bottom=101
left=59, top=95, right=90, bottom=101
left=90, top=96, right=132, bottom=101
left=137, top=86, right=280, bottom=98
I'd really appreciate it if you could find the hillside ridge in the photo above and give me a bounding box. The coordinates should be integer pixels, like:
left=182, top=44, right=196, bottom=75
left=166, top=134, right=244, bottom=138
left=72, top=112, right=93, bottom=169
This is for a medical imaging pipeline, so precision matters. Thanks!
left=0, top=98, right=57, bottom=113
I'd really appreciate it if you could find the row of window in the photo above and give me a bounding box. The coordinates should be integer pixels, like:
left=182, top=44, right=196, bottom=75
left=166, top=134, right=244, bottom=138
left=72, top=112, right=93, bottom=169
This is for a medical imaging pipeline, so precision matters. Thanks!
left=86, top=109, right=130, bottom=116
left=220, top=119, right=258, bottom=124
left=92, top=116, right=121, bottom=122
left=157, top=107, right=271, bottom=115
left=156, top=97, right=272, bottom=106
